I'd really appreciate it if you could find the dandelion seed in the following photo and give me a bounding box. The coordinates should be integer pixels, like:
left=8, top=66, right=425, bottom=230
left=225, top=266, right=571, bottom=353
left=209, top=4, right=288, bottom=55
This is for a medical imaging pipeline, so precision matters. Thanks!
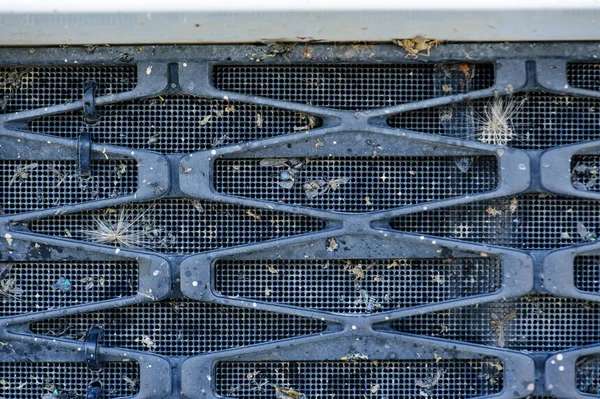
left=474, top=96, right=524, bottom=146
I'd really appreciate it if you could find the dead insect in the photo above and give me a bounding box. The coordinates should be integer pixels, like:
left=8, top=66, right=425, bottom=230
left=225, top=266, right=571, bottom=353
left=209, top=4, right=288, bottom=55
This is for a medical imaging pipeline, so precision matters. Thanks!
left=294, top=113, right=317, bottom=131
left=0, top=269, right=24, bottom=300
left=393, top=36, right=440, bottom=58
left=135, top=335, right=157, bottom=351
left=415, top=368, right=446, bottom=391
left=490, top=309, right=517, bottom=347
left=454, top=157, right=474, bottom=173
left=123, top=375, right=139, bottom=392
left=577, top=221, right=597, bottom=242
left=8, top=162, right=38, bottom=186
left=260, top=158, right=307, bottom=189
left=303, top=177, right=350, bottom=198
left=274, top=385, right=306, bottom=399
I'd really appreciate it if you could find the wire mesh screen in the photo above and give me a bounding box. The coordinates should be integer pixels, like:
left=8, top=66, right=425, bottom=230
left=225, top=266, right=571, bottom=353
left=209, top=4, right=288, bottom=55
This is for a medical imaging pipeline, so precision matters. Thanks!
left=0, top=261, right=138, bottom=317
left=214, top=258, right=502, bottom=314
left=575, top=255, right=600, bottom=293
left=392, top=295, right=600, bottom=352
left=28, top=199, right=326, bottom=254
left=390, top=194, right=600, bottom=250
left=29, top=299, right=327, bottom=356
left=577, top=356, right=600, bottom=395
left=1, top=159, right=137, bottom=214
left=388, top=92, right=600, bottom=150
left=568, top=63, right=600, bottom=91
left=215, top=156, right=498, bottom=212
left=28, top=96, right=322, bottom=153
left=0, top=362, right=139, bottom=398
left=215, top=359, right=503, bottom=399
left=0, top=66, right=137, bottom=113
left=572, top=155, right=600, bottom=191
left=213, top=63, right=494, bottom=110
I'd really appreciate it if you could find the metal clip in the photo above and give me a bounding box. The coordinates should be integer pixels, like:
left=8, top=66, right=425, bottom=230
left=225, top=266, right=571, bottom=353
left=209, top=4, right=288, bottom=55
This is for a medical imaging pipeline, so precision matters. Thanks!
left=85, top=327, right=104, bottom=370
left=83, top=80, right=99, bottom=124
left=77, top=131, right=92, bottom=178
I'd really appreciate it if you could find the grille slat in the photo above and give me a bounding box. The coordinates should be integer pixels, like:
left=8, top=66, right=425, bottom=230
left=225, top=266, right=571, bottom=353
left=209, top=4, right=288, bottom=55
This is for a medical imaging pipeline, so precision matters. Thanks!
left=0, top=261, right=138, bottom=316
left=215, top=359, right=503, bottom=399
left=1, top=160, right=137, bottom=214
left=0, top=66, right=137, bottom=113
left=215, top=258, right=502, bottom=314
left=391, top=194, right=600, bottom=250
left=28, top=199, right=326, bottom=254
left=215, top=156, right=498, bottom=212
left=28, top=96, right=322, bottom=153
left=0, top=362, right=139, bottom=398
left=392, top=294, right=600, bottom=352
left=30, top=299, right=327, bottom=356
left=388, top=92, right=600, bottom=149
left=213, top=63, right=494, bottom=110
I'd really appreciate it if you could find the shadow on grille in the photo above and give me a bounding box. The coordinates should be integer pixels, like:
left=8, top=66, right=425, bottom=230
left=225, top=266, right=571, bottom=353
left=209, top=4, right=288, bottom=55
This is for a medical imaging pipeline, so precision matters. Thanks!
left=27, top=96, right=322, bottom=154
left=29, top=299, right=327, bottom=356
left=215, top=156, right=498, bottom=212
left=392, top=294, right=600, bottom=352
left=390, top=194, right=600, bottom=250
left=577, top=356, right=600, bottom=395
left=0, top=362, right=139, bottom=398
left=1, top=261, right=138, bottom=317
left=214, top=258, right=502, bottom=314
left=388, top=92, right=600, bottom=149
left=215, top=359, right=503, bottom=398
left=575, top=255, right=600, bottom=293
left=28, top=199, right=325, bottom=254
left=0, top=66, right=137, bottom=113
left=572, top=155, right=600, bottom=191
left=1, top=160, right=137, bottom=214
left=213, top=63, right=494, bottom=110
left=568, top=63, right=600, bottom=91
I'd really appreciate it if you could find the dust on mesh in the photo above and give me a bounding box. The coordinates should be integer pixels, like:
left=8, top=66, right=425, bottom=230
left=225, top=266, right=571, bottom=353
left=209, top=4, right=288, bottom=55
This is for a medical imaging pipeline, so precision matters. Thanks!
left=575, top=255, right=600, bottom=293
left=392, top=294, right=600, bottom=352
left=1, top=160, right=137, bottom=214
left=215, top=156, right=498, bottom=212
left=213, top=63, right=494, bottom=110
left=28, top=199, right=326, bottom=254
left=214, top=258, right=502, bottom=314
left=577, top=356, right=600, bottom=395
left=0, top=261, right=138, bottom=317
left=567, top=63, right=600, bottom=91
left=390, top=194, right=600, bottom=250
left=27, top=96, right=322, bottom=154
left=29, top=299, right=327, bottom=356
left=388, top=92, right=600, bottom=150
left=0, top=362, right=139, bottom=398
left=215, top=359, right=503, bottom=399
left=0, top=66, right=137, bottom=113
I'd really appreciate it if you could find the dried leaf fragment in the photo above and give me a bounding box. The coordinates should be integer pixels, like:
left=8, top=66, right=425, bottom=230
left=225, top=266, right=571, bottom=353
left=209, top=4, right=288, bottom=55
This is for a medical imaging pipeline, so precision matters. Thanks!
left=509, top=197, right=518, bottom=214
left=327, top=238, right=339, bottom=252
left=274, top=385, right=306, bottom=399
left=486, top=207, right=502, bottom=216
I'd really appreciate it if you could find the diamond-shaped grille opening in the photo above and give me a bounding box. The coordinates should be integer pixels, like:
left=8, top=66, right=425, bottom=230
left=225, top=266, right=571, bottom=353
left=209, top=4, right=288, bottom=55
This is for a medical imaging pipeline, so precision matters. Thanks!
left=214, top=258, right=502, bottom=314
left=29, top=299, right=327, bottom=356
left=213, top=63, right=494, bottom=110
left=1, top=159, right=137, bottom=214
left=214, top=156, right=498, bottom=212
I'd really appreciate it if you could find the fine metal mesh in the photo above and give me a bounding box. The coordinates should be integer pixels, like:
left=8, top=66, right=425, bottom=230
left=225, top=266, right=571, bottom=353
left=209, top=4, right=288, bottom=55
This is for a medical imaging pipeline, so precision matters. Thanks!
left=29, top=199, right=326, bottom=254
left=215, top=156, right=498, bottom=212
left=575, top=255, right=600, bottom=293
left=572, top=155, right=600, bottom=191
left=214, top=258, right=502, bottom=314
left=213, top=63, right=495, bottom=110
left=567, top=63, right=600, bottom=91
left=388, top=92, right=600, bottom=150
left=577, top=356, right=600, bottom=395
left=1, top=159, right=137, bottom=214
left=30, top=299, right=327, bottom=356
left=0, top=261, right=138, bottom=317
left=28, top=96, right=322, bottom=153
left=392, top=294, right=600, bottom=352
left=0, top=66, right=137, bottom=113
left=0, top=362, right=139, bottom=398
left=390, top=194, right=600, bottom=250
left=215, top=359, right=503, bottom=399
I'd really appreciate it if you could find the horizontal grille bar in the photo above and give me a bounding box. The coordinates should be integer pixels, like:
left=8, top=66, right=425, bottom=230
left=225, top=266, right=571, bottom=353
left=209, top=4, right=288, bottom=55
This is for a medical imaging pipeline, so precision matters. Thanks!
left=1, top=261, right=138, bottom=316
left=0, top=66, right=137, bottom=113
left=392, top=294, right=600, bottom=352
left=215, top=156, right=498, bottom=212
left=28, top=199, right=326, bottom=254
left=215, top=258, right=502, bottom=314
left=215, top=359, right=503, bottom=398
left=1, top=160, right=137, bottom=214
left=213, top=63, right=494, bottom=110
left=28, top=96, right=322, bottom=154
left=29, top=299, right=327, bottom=356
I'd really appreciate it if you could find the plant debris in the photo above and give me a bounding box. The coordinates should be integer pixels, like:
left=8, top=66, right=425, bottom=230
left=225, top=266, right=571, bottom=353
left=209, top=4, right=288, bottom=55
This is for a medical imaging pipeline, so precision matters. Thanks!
left=327, top=238, right=339, bottom=252
left=135, top=335, right=157, bottom=351
left=393, top=36, right=441, bottom=58
left=490, top=309, right=517, bottom=347
left=274, top=385, right=306, bottom=399
left=8, top=162, right=38, bottom=186
left=508, top=197, right=518, bottom=214
left=486, top=206, right=502, bottom=216
left=474, top=96, right=524, bottom=146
